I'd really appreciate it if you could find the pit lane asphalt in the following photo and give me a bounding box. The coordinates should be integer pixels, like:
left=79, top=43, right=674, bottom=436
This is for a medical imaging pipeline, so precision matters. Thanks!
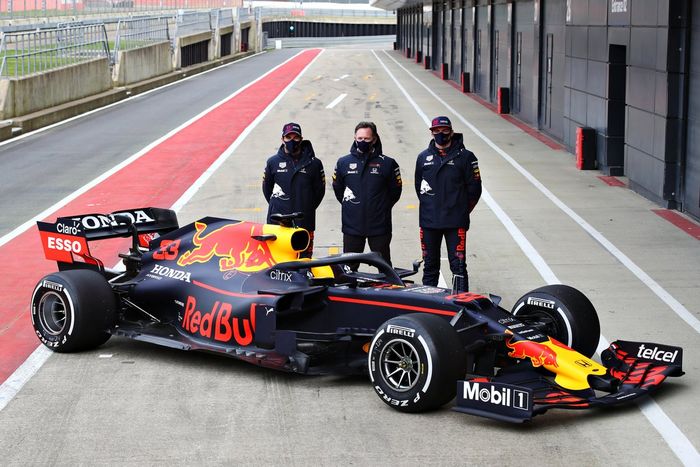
left=0, top=45, right=698, bottom=465
left=0, top=49, right=299, bottom=237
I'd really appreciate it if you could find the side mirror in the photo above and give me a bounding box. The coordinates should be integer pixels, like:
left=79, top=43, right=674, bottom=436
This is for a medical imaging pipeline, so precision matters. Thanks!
left=412, top=259, right=423, bottom=273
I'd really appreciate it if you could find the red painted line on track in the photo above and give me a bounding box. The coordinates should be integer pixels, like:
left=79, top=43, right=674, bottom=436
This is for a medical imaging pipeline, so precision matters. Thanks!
left=598, top=175, right=627, bottom=187
left=328, top=295, right=456, bottom=317
left=652, top=209, right=700, bottom=241
left=0, top=49, right=321, bottom=384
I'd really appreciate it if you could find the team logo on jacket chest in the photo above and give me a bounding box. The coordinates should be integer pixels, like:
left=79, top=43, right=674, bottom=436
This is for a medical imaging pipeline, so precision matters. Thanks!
left=419, top=180, right=434, bottom=195
left=349, top=163, right=357, bottom=170
left=279, top=162, right=286, bottom=168
left=343, top=187, right=360, bottom=204
left=271, top=183, right=290, bottom=200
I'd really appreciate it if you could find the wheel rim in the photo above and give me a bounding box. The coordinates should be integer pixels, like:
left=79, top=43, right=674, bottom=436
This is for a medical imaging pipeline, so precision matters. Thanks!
left=379, top=339, right=421, bottom=393
left=38, top=292, right=68, bottom=336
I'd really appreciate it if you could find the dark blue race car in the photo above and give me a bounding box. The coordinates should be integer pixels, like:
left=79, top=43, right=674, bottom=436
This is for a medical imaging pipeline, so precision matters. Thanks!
left=31, top=208, right=684, bottom=422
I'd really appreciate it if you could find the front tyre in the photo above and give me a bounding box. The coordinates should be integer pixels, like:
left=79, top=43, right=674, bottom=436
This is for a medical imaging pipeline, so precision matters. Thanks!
left=369, top=313, right=466, bottom=413
left=512, top=284, right=600, bottom=358
left=30, top=270, right=116, bottom=353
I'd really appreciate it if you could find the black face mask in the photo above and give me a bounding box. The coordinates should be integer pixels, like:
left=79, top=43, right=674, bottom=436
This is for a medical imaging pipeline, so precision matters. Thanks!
left=284, top=140, right=301, bottom=155
left=434, top=132, right=452, bottom=146
left=356, top=140, right=373, bottom=153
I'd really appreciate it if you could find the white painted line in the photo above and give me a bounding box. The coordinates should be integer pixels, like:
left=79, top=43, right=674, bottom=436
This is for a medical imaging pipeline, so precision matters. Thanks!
left=0, top=346, right=52, bottom=412
left=438, top=272, right=447, bottom=288
left=0, top=49, right=324, bottom=413
left=0, top=50, right=305, bottom=249
left=382, top=50, right=700, bottom=336
left=481, top=191, right=560, bottom=285
left=333, top=74, right=349, bottom=81
left=172, top=50, right=324, bottom=212
left=638, top=397, right=700, bottom=466
left=0, top=52, right=266, bottom=149
left=371, top=50, right=559, bottom=286
left=373, top=50, right=699, bottom=466
left=325, top=93, right=347, bottom=109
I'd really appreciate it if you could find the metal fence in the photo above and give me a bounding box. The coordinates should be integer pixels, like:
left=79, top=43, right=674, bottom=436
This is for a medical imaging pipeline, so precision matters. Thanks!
left=113, top=16, right=171, bottom=62
left=256, top=7, right=395, bottom=18
left=174, top=10, right=212, bottom=37
left=236, top=7, right=394, bottom=21
left=214, top=7, right=233, bottom=28
left=0, top=23, right=110, bottom=78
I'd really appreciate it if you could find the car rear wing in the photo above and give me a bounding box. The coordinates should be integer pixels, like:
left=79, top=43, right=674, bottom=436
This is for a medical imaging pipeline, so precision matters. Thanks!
left=37, top=207, right=178, bottom=268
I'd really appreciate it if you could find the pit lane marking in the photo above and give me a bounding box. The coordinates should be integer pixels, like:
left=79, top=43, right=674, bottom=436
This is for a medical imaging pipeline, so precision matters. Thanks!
left=326, top=93, right=348, bottom=109
left=374, top=49, right=700, bottom=466
left=0, top=51, right=266, bottom=149
left=0, top=49, right=325, bottom=410
left=381, top=49, right=700, bottom=336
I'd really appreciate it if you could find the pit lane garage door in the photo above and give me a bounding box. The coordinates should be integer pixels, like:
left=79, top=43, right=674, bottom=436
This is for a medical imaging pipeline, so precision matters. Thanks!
left=435, top=2, right=444, bottom=71
left=491, top=2, right=510, bottom=104
left=450, top=1, right=463, bottom=82
left=540, top=0, right=566, bottom=141
left=512, top=0, right=536, bottom=125
left=474, top=4, right=491, bottom=100
left=685, top=4, right=700, bottom=220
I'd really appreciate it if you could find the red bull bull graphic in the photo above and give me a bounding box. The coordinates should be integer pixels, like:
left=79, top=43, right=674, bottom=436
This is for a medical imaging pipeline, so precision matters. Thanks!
left=505, top=330, right=559, bottom=368
left=504, top=330, right=609, bottom=391
left=177, top=221, right=276, bottom=273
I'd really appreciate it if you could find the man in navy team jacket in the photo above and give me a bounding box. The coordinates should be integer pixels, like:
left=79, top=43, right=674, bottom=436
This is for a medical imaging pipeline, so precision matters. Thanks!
left=262, top=122, right=325, bottom=258
left=415, top=116, right=482, bottom=291
left=332, top=122, right=402, bottom=265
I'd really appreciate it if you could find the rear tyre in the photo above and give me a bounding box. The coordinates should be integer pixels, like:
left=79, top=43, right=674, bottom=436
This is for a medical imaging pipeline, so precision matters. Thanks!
left=369, top=313, right=466, bottom=413
left=512, top=284, right=600, bottom=357
left=30, top=270, right=116, bottom=353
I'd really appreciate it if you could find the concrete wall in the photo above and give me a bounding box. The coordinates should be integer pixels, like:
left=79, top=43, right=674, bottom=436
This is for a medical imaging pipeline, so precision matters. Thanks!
left=562, top=0, right=688, bottom=207
left=0, top=58, right=112, bottom=119
left=174, top=31, right=214, bottom=69
left=113, top=41, right=173, bottom=87
left=213, top=25, right=234, bottom=59
left=685, top=0, right=700, bottom=219
left=395, top=0, right=695, bottom=216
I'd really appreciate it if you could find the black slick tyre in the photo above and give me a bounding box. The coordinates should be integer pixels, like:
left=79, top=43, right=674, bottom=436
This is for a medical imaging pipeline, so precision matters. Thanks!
left=368, top=313, right=466, bottom=413
left=512, top=284, right=601, bottom=358
left=30, top=270, right=116, bottom=353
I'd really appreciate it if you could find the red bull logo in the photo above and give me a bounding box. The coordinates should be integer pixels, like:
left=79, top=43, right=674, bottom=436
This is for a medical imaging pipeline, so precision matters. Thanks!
left=181, top=296, right=255, bottom=346
left=505, top=330, right=559, bottom=368
left=177, top=221, right=276, bottom=272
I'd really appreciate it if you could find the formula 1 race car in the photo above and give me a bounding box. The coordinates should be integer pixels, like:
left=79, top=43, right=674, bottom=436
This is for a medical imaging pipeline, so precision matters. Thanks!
left=31, top=208, right=684, bottom=422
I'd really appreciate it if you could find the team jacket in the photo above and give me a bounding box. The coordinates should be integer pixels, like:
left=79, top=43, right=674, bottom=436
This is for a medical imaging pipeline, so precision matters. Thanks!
left=332, top=139, right=402, bottom=237
left=414, top=133, right=482, bottom=229
left=262, top=140, right=325, bottom=231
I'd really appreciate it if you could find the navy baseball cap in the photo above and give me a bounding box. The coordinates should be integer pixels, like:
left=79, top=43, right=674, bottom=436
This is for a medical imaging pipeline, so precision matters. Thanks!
left=429, top=116, right=452, bottom=129
left=282, top=122, right=302, bottom=137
